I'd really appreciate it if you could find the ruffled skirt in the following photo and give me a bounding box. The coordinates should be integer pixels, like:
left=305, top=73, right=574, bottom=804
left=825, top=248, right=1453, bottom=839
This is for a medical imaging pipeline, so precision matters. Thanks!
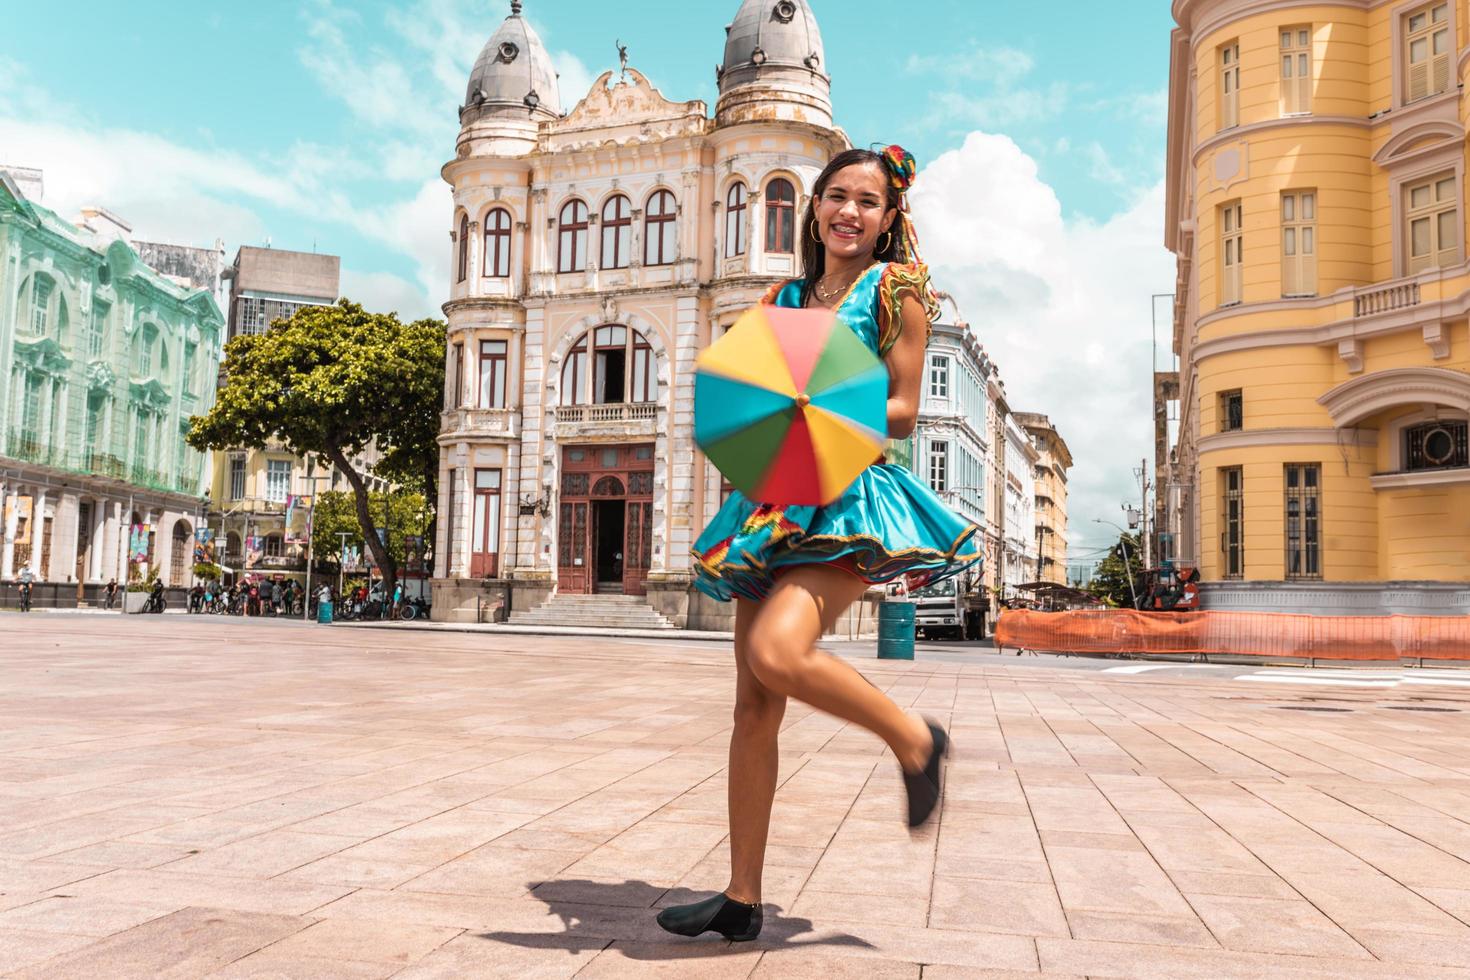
left=692, top=463, right=983, bottom=603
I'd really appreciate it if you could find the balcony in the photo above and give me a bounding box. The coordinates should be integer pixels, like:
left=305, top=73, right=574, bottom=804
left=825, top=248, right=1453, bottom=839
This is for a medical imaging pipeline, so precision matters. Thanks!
left=1353, top=280, right=1420, bottom=318
left=440, top=407, right=518, bottom=440
left=553, top=402, right=658, bottom=441
left=5, top=431, right=48, bottom=465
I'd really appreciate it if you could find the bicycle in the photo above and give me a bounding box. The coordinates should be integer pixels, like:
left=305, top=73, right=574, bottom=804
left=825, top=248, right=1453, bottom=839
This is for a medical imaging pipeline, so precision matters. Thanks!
left=18, top=584, right=33, bottom=613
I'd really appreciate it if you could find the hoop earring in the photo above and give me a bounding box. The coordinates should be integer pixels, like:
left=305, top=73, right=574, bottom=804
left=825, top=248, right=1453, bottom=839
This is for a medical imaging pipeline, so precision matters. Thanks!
left=809, top=218, right=821, bottom=244
left=876, top=230, right=893, bottom=253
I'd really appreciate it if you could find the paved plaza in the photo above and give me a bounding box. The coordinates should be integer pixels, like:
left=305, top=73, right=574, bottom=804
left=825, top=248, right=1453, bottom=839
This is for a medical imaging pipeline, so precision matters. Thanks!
left=2, top=618, right=1470, bottom=978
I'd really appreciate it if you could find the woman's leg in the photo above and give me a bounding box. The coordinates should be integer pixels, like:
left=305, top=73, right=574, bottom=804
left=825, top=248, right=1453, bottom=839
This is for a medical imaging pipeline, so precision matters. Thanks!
left=726, top=597, right=785, bottom=905
left=745, top=565, right=933, bottom=773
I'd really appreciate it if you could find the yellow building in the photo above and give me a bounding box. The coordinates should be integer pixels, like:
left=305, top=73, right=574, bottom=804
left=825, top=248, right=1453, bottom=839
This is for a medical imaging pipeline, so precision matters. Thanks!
left=1165, top=0, right=1470, bottom=612
left=1016, top=413, right=1072, bottom=586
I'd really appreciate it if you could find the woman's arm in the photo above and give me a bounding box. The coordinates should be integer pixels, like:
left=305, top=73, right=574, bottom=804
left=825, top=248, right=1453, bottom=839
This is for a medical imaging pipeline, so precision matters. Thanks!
left=883, top=292, right=928, bottom=440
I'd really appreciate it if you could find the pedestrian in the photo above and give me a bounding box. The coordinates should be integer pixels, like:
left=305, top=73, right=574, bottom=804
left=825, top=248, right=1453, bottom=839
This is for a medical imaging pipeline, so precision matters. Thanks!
left=392, top=581, right=403, bottom=620
left=659, top=146, right=981, bottom=944
left=103, top=578, right=118, bottom=610
left=260, top=578, right=276, bottom=616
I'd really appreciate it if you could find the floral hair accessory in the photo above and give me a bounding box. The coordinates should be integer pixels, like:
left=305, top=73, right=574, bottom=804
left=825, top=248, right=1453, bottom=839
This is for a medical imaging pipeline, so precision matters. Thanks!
left=880, top=144, right=918, bottom=197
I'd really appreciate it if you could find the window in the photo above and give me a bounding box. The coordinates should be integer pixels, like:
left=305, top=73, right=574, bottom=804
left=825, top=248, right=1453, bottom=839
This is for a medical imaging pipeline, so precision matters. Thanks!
left=471, top=469, right=501, bottom=577
left=449, top=342, right=463, bottom=409
left=765, top=178, right=796, bottom=253
left=928, top=439, right=949, bottom=493
left=479, top=339, right=508, bottom=409
left=229, top=455, right=247, bottom=500
left=1220, top=42, right=1240, bottom=130
left=1222, top=466, right=1244, bottom=579
left=594, top=325, right=627, bottom=403
left=183, top=343, right=197, bottom=396
left=265, top=535, right=283, bottom=558
left=457, top=213, right=469, bottom=283
left=557, top=200, right=589, bottom=273
left=85, top=393, right=106, bottom=455
left=89, top=301, right=108, bottom=358
left=133, top=412, right=150, bottom=466
left=601, top=195, right=631, bottom=270
left=725, top=182, right=748, bottom=257
left=443, top=468, right=458, bottom=575
left=1407, top=419, right=1468, bottom=470
left=929, top=355, right=949, bottom=398
left=1405, top=2, right=1451, bottom=104
left=1220, top=389, right=1244, bottom=432
left=1284, top=464, right=1321, bottom=579
left=266, top=460, right=292, bottom=505
left=1220, top=201, right=1243, bottom=305
left=644, top=190, right=676, bottom=266
left=483, top=208, right=512, bottom=278
left=561, top=326, right=659, bottom=405
left=1281, top=27, right=1312, bottom=115
left=1406, top=173, right=1459, bottom=273
left=30, top=276, right=52, bottom=336
left=1282, top=191, right=1317, bottom=296
left=136, top=325, right=158, bottom=378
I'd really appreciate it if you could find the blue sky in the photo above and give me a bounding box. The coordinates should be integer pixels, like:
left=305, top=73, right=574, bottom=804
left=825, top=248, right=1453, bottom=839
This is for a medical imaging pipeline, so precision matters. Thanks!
left=1, top=0, right=1177, bottom=561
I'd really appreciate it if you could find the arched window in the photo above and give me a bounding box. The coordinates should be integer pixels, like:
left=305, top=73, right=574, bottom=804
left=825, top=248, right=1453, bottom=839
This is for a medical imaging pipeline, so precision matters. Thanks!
left=183, top=342, right=198, bottom=396
left=136, top=324, right=159, bottom=378
left=55, top=298, right=69, bottom=346
left=765, top=177, right=796, bottom=254
left=725, top=183, right=748, bottom=258
left=28, top=274, right=54, bottom=336
left=601, top=195, right=632, bottom=270
left=558, top=200, right=589, bottom=273
left=457, top=213, right=469, bottom=283
left=482, top=208, right=512, bottom=278
left=560, top=325, right=659, bottom=406
left=644, top=190, right=676, bottom=266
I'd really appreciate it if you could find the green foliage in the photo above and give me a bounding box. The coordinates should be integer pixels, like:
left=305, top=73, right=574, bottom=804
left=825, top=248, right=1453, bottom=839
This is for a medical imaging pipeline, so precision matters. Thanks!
left=1087, top=533, right=1144, bottom=609
left=309, top=490, right=430, bottom=571
left=193, top=562, right=223, bottom=581
left=188, top=299, right=446, bottom=595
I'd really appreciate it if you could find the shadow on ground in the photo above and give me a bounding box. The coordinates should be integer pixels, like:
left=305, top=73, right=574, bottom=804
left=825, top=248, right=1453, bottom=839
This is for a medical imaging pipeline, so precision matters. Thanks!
left=476, top=879, right=875, bottom=958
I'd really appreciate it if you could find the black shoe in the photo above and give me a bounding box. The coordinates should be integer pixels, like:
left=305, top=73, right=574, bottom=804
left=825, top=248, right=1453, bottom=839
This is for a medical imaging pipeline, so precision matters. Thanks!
left=903, top=718, right=949, bottom=828
left=656, top=892, right=762, bottom=942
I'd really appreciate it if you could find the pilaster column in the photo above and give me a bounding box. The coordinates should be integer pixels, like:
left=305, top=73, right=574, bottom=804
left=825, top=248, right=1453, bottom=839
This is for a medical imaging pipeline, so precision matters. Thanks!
left=31, top=489, right=48, bottom=579
left=53, top=491, right=80, bottom=584
left=747, top=191, right=765, bottom=275
left=0, top=484, right=17, bottom=579
left=89, top=498, right=106, bottom=582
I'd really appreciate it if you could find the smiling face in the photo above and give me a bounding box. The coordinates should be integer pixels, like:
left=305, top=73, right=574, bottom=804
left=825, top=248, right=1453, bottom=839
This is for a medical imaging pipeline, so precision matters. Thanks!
left=813, top=162, right=897, bottom=265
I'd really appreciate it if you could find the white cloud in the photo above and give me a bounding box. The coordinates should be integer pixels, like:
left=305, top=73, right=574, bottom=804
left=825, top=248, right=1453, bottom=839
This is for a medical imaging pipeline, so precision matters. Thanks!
left=341, top=268, right=437, bottom=321
left=909, top=132, right=1173, bottom=562
left=906, top=46, right=1036, bottom=87
left=550, top=49, right=598, bottom=110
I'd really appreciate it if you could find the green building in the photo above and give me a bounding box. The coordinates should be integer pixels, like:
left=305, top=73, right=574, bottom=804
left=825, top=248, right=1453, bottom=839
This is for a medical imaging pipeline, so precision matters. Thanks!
left=0, top=169, right=224, bottom=600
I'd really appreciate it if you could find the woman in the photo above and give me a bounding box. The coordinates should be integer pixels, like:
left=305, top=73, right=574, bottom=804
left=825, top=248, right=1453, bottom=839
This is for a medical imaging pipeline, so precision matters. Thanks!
left=658, top=147, right=982, bottom=943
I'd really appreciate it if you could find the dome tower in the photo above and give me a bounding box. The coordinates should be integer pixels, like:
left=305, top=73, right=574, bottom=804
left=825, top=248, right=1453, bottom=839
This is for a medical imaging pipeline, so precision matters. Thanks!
left=456, top=1, right=562, bottom=157
left=716, top=0, right=831, bottom=128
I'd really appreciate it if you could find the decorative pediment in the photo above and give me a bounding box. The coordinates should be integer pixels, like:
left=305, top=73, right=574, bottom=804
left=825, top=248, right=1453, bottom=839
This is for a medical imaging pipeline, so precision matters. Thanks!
left=556, top=68, right=706, bottom=132
left=1372, top=121, right=1464, bottom=167
left=129, top=377, right=171, bottom=413
left=1319, top=367, right=1470, bottom=426
left=12, top=334, right=70, bottom=375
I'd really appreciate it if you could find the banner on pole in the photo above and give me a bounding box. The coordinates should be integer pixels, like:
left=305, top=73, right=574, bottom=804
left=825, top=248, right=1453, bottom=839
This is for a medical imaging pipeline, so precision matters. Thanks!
left=193, top=528, right=217, bottom=564
left=128, top=524, right=151, bottom=565
left=244, top=535, right=263, bottom=569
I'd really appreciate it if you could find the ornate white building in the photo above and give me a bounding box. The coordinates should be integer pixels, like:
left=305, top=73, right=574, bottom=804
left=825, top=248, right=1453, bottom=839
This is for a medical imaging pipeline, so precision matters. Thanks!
left=433, top=0, right=846, bottom=627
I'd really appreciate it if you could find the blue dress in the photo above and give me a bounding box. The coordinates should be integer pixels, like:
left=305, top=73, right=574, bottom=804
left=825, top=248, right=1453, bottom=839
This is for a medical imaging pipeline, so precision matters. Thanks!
left=691, top=261, right=984, bottom=603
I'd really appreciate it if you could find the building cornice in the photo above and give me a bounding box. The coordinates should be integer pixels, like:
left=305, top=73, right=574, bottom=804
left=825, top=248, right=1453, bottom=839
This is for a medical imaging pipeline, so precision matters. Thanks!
left=1192, top=115, right=1371, bottom=169
left=1197, top=426, right=1378, bottom=454
left=1370, top=467, right=1470, bottom=489
left=1174, top=0, right=1382, bottom=43
left=1318, top=366, right=1470, bottom=426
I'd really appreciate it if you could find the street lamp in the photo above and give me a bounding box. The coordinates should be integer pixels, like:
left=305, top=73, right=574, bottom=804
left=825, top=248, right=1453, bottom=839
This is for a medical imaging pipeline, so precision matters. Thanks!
left=1093, top=517, right=1140, bottom=609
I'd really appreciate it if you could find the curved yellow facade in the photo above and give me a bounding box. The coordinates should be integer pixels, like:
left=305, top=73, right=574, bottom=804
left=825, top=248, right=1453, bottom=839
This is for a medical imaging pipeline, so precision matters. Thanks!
left=1165, top=0, right=1470, bottom=611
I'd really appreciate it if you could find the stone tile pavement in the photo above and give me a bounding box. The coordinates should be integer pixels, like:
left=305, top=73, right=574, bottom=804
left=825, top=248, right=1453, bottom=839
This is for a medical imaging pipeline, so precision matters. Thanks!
left=2, top=615, right=1470, bottom=977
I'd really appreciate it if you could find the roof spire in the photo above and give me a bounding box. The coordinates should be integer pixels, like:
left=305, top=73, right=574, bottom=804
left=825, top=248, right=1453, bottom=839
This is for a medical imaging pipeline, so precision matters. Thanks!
left=510, top=1, right=522, bottom=15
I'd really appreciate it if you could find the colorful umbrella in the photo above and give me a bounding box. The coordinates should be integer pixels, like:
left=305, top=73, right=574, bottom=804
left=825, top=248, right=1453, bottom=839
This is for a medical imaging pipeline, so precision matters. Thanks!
left=695, top=304, right=889, bottom=506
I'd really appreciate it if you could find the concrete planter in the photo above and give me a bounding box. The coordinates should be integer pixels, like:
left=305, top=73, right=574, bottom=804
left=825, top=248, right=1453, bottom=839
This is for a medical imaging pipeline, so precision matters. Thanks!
left=123, top=591, right=150, bottom=614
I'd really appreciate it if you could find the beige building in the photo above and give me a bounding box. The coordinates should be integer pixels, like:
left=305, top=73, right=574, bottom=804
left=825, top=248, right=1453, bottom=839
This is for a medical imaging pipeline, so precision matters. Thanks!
left=1164, top=0, right=1470, bottom=613
left=432, top=0, right=847, bottom=626
left=1016, top=413, right=1071, bottom=586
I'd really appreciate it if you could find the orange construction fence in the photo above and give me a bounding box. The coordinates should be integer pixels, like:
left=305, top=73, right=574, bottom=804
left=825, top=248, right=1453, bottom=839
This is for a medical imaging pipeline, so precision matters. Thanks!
left=994, top=609, right=1470, bottom=661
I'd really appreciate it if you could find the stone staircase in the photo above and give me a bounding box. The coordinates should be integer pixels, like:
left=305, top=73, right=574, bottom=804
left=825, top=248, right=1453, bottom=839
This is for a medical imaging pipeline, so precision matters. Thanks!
left=506, top=591, right=677, bottom=631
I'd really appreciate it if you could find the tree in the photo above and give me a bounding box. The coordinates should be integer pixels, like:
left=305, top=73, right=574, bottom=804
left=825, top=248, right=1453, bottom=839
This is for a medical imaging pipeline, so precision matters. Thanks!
left=309, top=489, right=430, bottom=579
left=188, top=300, right=446, bottom=599
left=1088, top=532, right=1144, bottom=609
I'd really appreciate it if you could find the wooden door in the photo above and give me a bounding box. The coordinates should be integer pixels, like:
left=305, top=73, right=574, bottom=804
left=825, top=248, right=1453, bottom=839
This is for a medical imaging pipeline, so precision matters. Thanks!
left=557, top=500, right=590, bottom=593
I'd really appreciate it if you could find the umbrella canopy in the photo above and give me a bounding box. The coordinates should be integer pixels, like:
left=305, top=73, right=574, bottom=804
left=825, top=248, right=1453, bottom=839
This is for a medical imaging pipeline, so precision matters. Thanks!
left=695, top=304, right=889, bottom=506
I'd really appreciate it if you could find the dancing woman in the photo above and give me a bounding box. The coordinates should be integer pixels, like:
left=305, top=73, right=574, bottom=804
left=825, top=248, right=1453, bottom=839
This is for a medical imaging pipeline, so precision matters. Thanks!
left=658, top=146, right=983, bottom=943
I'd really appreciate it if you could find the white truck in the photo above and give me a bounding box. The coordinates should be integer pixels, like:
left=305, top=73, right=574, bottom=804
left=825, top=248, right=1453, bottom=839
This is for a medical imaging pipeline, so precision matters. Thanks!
left=911, top=569, right=986, bottom=641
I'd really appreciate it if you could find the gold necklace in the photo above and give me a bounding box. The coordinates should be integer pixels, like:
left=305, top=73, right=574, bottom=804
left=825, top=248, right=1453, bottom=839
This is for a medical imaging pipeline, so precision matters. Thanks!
left=813, top=269, right=859, bottom=303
